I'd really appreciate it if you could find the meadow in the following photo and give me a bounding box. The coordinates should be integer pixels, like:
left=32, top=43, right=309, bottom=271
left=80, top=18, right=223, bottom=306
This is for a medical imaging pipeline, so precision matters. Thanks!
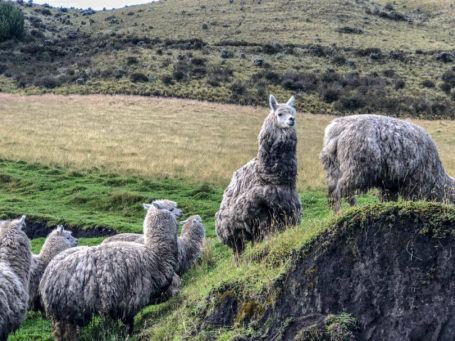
left=0, top=93, right=454, bottom=339
left=1, top=94, right=454, bottom=192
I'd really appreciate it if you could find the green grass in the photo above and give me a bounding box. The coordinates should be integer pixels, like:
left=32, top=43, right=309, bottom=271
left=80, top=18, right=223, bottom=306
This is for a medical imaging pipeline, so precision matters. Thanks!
left=0, top=158, right=383, bottom=340
left=0, top=159, right=222, bottom=237
left=8, top=159, right=454, bottom=340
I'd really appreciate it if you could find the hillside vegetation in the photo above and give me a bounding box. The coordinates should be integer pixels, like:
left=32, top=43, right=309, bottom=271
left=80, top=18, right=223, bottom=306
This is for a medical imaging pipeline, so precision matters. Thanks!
left=1, top=0, right=455, bottom=118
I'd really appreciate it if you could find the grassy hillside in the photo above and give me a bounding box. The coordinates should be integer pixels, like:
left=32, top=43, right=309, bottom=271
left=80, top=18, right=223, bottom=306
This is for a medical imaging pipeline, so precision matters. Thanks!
left=3, top=158, right=380, bottom=340
left=1, top=0, right=455, bottom=118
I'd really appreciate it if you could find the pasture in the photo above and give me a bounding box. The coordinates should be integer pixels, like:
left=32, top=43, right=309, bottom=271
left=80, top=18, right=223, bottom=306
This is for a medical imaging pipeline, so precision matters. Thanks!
left=1, top=94, right=454, bottom=340
left=1, top=94, right=454, bottom=192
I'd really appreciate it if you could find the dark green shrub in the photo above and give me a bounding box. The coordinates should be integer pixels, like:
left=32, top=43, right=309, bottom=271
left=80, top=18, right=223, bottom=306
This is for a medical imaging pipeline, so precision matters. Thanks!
left=0, top=2, right=25, bottom=41
left=441, top=70, right=455, bottom=87
left=130, top=72, right=148, bottom=83
left=439, top=82, right=451, bottom=94
left=421, top=79, right=435, bottom=88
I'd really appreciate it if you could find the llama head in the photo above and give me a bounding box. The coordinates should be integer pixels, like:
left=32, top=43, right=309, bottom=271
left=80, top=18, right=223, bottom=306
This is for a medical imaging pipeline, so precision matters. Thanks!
left=55, top=225, right=79, bottom=247
left=143, top=199, right=183, bottom=220
left=269, top=94, right=296, bottom=129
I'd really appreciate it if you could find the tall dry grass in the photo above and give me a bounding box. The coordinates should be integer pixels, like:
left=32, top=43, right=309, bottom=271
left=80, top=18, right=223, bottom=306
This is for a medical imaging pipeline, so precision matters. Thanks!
left=0, top=94, right=454, bottom=191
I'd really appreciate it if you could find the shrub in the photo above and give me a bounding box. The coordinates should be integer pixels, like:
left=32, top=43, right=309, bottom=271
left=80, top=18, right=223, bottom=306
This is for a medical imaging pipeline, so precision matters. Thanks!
left=0, top=2, right=25, bottom=41
left=281, top=71, right=319, bottom=91
left=35, top=76, right=60, bottom=89
left=161, top=74, right=174, bottom=86
left=126, top=56, right=138, bottom=65
left=394, top=79, right=405, bottom=90
left=382, top=69, right=395, bottom=78
left=207, top=65, right=232, bottom=86
left=441, top=70, right=455, bottom=87
left=439, top=82, right=451, bottom=94
left=421, top=79, right=435, bottom=88
left=335, top=26, right=363, bottom=34
left=191, top=57, right=206, bottom=66
left=319, top=86, right=339, bottom=103
left=335, top=94, right=366, bottom=111
left=130, top=72, right=148, bottom=83
left=230, top=80, right=246, bottom=96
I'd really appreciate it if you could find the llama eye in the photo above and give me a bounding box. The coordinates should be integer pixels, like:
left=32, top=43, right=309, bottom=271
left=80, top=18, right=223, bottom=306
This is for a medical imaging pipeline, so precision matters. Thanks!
left=278, top=113, right=283, bottom=117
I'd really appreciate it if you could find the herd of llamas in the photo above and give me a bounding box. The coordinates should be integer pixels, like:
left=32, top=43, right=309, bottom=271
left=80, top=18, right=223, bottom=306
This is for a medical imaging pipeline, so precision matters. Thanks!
left=0, top=95, right=454, bottom=340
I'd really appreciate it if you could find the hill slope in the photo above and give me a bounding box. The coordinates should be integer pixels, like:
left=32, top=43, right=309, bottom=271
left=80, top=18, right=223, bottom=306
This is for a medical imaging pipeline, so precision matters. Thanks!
left=1, top=0, right=455, bottom=117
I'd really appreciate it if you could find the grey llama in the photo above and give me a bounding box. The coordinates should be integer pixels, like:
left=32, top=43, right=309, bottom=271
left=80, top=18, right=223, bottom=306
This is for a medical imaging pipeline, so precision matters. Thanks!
left=104, top=214, right=206, bottom=301
left=215, top=94, right=302, bottom=259
left=101, top=199, right=183, bottom=244
left=39, top=202, right=178, bottom=341
left=28, top=226, right=78, bottom=313
left=320, top=114, right=455, bottom=213
left=0, top=216, right=31, bottom=341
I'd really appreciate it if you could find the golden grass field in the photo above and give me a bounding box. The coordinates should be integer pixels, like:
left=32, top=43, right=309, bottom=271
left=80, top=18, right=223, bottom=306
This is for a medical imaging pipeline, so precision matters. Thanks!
left=0, top=94, right=454, bottom=191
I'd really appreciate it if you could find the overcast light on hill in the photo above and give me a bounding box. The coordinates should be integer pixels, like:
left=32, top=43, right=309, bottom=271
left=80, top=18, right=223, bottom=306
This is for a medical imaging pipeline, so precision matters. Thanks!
left=29, top=0, right=154, bottom=10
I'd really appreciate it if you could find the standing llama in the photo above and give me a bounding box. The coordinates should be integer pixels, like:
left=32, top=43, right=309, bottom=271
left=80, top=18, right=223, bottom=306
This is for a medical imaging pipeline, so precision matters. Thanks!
left=101, top=199, right=183, bottom=244
left=0, top=216, right=31, bottom=341
left=28, top=226, right=78, bottom=313
left=39, top=202, right=178, bottom=340
left=320, top=114, right=455, bottom=213
left=215, top=95, right=302, bottom=258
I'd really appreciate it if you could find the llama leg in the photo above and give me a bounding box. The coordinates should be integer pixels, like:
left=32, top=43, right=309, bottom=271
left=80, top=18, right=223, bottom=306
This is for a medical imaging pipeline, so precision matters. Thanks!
left=123, top=317, right=134, bottom=335
left=329, top=181, right=342, bottom=213
left=65, top=323, right=80, bottom=341
left=346, top=194, right=358, bottom=206
left=52, top=319, right=65, bottom=341
left=378, top=188, right=399, bottom=202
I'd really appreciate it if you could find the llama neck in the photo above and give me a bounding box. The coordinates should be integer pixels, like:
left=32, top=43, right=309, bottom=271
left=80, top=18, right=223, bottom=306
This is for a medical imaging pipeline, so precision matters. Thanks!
left=256, top=118, right=298, bottom=185
left=144, top=210, right=178, bottom=270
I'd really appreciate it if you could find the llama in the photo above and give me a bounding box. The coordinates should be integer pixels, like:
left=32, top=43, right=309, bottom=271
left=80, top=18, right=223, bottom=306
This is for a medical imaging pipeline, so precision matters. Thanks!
left=0, top=216, right=31, bottom=341
left=104, top=215, right=206, bottom=301
left=28, top=226, right=78, bottom=313
left=101, top=199, right=183, bottom=244
left=215, top=95, right=302, bottom=259
left=320, top=114, right=455, bottom=213
left=39, top=202, right=178, bottom=340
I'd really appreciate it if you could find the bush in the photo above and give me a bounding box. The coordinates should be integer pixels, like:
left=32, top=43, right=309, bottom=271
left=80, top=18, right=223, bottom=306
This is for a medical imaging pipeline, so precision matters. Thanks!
left=130, top=72, right=148, bottom=83
left=319, top=86, right=339, bottom=103
left=35, top=76, right=60, bottom=89
left=441, top=70, right=455, bottom=87
left=0, top=2, right=25, bottom=41
left=281, top=71, right=319, bottom=91
left=394, top=79, right=405, bottom=90
left=421, top=79, right=435, bottom=88
left=439, top=82, right=451, bottom=94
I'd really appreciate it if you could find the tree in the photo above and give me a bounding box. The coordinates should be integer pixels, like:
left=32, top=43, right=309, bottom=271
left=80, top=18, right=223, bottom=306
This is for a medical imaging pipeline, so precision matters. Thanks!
left=0, top=1, right=25, bottom=42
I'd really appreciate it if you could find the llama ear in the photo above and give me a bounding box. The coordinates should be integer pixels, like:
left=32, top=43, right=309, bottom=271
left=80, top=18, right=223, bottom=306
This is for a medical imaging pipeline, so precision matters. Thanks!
left=56, top=225, right=63, bottom=234
left=143, top=203, right=151, bottom=210
left=269, top=94, right=278, bottom=111
left=286, top=96, right=295, bottom=107
left=18, top=215, right=26, bottom=230
left=152, top=201, right=163, bottom=210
